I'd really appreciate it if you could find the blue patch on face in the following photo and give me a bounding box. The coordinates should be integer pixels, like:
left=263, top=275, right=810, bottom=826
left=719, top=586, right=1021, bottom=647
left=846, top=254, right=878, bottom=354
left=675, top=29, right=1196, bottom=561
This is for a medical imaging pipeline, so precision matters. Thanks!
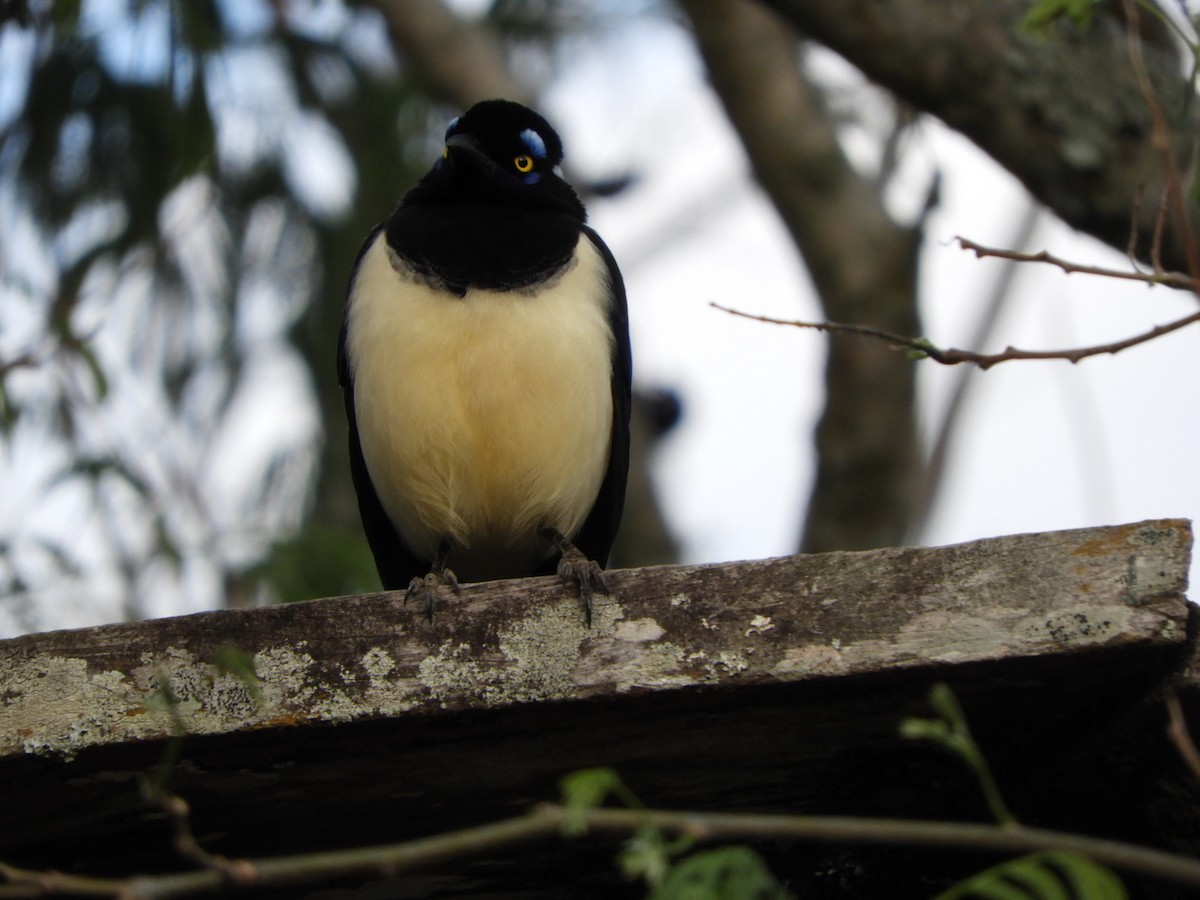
left=519, top=128, right=547, bottom=160
left=521, top=172, right=541, bottom=185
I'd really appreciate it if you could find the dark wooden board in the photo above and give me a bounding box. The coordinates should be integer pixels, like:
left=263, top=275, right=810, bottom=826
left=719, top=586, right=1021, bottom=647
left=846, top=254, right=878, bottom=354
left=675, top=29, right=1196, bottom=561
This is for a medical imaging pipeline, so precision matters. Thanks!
left=0, top=520, right=1193, bottom=897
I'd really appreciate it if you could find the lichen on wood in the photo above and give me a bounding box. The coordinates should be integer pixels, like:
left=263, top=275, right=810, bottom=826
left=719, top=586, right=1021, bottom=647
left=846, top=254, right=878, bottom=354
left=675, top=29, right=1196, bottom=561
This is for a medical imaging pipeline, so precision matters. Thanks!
left=0, top=519, right=1190, bottom=761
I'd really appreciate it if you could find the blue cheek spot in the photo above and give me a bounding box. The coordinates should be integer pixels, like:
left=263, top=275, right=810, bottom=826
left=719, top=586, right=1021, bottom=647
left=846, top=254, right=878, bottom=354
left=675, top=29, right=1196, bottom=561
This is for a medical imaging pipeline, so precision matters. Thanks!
left=521, top=171, right=541, bottom=185
left=519, top=128, right=547, bottom=160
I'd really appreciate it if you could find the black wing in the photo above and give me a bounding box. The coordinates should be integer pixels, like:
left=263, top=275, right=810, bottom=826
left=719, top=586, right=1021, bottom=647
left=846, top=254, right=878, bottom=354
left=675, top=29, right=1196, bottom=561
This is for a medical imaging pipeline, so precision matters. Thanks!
left=565, top=224, right=632, bottom=568
left=338, top=223, right=428, bottom=590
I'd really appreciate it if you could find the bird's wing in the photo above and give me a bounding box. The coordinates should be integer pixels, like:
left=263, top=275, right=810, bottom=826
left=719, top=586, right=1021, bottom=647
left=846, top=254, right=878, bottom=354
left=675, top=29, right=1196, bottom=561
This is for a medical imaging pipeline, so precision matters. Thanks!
left=567, top=224, right=632, bottom=568
left=339, top=224, right=429, bottom=591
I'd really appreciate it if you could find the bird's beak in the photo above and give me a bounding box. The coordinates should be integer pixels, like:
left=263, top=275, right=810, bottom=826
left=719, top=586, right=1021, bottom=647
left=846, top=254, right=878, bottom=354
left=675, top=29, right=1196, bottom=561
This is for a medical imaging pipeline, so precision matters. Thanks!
left=444, top=133, right=495, bottom=171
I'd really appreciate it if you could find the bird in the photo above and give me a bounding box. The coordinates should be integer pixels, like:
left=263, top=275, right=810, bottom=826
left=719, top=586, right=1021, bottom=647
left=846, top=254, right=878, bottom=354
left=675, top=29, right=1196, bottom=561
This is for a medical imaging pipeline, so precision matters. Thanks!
left=337, top=99, right=631, bottom=623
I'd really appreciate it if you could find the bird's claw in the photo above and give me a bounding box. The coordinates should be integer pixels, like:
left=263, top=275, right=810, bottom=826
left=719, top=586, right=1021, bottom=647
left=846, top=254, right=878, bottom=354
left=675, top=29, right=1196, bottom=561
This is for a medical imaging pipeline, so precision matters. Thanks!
left=404, top=567, right=460, bottom=620
left=556, top=546, right=609, bottom=627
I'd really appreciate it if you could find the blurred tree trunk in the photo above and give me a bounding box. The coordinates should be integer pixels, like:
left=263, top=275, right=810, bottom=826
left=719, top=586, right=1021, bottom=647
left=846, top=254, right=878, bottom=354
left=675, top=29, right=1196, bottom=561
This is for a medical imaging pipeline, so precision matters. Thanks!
left=681, top=0, right=923, bottom=552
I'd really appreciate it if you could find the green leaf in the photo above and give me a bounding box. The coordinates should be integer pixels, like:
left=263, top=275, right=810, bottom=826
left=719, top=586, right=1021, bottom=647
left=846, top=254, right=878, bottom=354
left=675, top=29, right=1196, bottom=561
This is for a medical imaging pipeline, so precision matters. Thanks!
left=898, top=717, right=950, bottom=742
left=619, top=823, right=682, bottom=887
left=1021, top=0, right=1099, bottom=36
left=928, top=682, right=966, bottom=724
left=559, top=767, right=627, bottom=836
left=902, top=683, right=1015, bottom=826
left=648, top=847, right=792, bottom=900
left=935, top=851, right=1126, bottom=900
left=906, top=336, right=939, bottom=360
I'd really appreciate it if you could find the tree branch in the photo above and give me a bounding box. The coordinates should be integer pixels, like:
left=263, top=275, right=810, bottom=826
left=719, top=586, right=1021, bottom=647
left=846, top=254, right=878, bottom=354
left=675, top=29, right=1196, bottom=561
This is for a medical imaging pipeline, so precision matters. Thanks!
left=1120, top=0, right=1200, bottom=284
left=955, top=235, right=1197, bottom=290
left=572, top=806, right=1200, bottom=890
left=367, top=0, right=529, bottom=107
left=1166, top=693, right=1200, bottom=782
left=758, top=0, right=1199, bottom=272
left=0, top=860, right=122, bottom=897
left=8, top=804, right=1200, bottom=897
left=712, top=302, right=1200, bottom=370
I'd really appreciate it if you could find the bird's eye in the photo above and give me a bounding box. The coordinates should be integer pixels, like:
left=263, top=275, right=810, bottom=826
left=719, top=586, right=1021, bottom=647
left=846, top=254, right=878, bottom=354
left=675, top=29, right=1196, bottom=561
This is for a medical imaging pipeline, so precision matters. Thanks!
left=514, top=155, right=534, bottom=173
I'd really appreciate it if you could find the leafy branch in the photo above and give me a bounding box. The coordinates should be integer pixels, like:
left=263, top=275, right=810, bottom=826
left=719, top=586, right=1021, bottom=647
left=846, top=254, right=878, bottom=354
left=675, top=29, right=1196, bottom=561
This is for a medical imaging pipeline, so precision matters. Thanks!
left=560, top=768, right=790, bottom=898
left=8, top=801, right=1200, bottom=898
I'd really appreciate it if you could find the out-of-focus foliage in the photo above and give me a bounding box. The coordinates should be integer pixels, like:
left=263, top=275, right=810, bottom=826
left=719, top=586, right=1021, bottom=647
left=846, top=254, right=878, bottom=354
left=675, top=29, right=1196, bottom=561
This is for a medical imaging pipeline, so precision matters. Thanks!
left=0, top=0, right=433, bottom=631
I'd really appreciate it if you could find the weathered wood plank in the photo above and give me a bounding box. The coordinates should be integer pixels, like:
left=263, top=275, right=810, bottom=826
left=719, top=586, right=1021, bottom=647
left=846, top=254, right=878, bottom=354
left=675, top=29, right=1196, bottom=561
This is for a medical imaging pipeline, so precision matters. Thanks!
left=0, top=520, right=1192, bottom=896
left=1, top=519, right=1189, bottom=760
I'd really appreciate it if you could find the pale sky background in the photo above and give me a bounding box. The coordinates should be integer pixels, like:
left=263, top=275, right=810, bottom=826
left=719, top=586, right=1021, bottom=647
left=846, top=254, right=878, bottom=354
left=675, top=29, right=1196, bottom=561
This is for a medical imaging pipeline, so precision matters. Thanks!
left=3, top=4, right=1198, bottom=634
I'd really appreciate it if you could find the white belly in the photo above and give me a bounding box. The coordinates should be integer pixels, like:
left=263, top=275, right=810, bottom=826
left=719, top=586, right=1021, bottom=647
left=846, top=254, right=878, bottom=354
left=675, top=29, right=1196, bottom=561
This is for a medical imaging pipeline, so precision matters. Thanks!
left=345, top=232, right=615, bottom=580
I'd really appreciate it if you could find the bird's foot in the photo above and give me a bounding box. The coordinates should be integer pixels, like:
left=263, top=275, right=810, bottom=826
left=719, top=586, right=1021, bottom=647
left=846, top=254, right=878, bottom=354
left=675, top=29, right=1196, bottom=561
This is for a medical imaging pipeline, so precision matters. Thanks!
left=404, top=566, right=460, bottom=620
left=542, top=527, right=609, bottom=626
left=557, top=547, right=609, bottom=626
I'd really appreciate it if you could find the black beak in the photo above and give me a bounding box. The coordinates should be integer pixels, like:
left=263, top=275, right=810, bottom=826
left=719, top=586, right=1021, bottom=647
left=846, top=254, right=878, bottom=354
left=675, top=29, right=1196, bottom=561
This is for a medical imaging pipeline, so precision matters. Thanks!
left=444, top=133, right=496, bottom=172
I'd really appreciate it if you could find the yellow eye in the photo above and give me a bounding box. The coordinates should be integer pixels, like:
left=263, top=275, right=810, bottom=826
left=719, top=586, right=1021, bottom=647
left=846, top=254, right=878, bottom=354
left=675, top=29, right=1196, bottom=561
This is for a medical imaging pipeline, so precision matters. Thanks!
left=514, top=155, right=534, bottom=173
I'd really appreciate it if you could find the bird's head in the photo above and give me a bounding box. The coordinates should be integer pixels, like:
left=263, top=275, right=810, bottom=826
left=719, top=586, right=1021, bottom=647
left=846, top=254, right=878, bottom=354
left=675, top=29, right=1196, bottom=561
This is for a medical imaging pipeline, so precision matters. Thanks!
left=411, top=99, right=584, bottom=218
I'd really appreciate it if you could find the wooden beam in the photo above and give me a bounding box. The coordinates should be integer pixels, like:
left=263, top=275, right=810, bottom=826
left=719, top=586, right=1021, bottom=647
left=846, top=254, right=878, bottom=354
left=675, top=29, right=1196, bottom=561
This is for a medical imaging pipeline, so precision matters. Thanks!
left=0, top=519, right=1192, bottom=896
left=1, top=519, right=1189, bottom=760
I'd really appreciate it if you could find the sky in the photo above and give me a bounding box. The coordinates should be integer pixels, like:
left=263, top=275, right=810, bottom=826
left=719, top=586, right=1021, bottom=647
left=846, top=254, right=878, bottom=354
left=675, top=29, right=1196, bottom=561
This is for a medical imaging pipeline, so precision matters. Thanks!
left=3, top=3, right=1199, bottom=633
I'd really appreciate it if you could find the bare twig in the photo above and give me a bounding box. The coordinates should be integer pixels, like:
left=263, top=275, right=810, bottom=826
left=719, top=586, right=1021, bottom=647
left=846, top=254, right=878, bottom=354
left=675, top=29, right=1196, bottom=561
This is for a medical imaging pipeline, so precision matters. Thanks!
left=153, top=791, right=254, bottom=884
left=955, top=236, right=1195, bottom=289
left=121, top=807, right=564, bottom=899
left=712, top=302, right=1200, bottom=370
left=1126, top=181, right=1153, bottom=266
left=1121, top=0, right=1200, bottom=288
left=1151, top=184, right=1170, bottom=275
left=0, top=860, right=123, bottom=896
left=7, top=804, right=1200, bottom=897
left=1165, top=693, right=1200, bottom=782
